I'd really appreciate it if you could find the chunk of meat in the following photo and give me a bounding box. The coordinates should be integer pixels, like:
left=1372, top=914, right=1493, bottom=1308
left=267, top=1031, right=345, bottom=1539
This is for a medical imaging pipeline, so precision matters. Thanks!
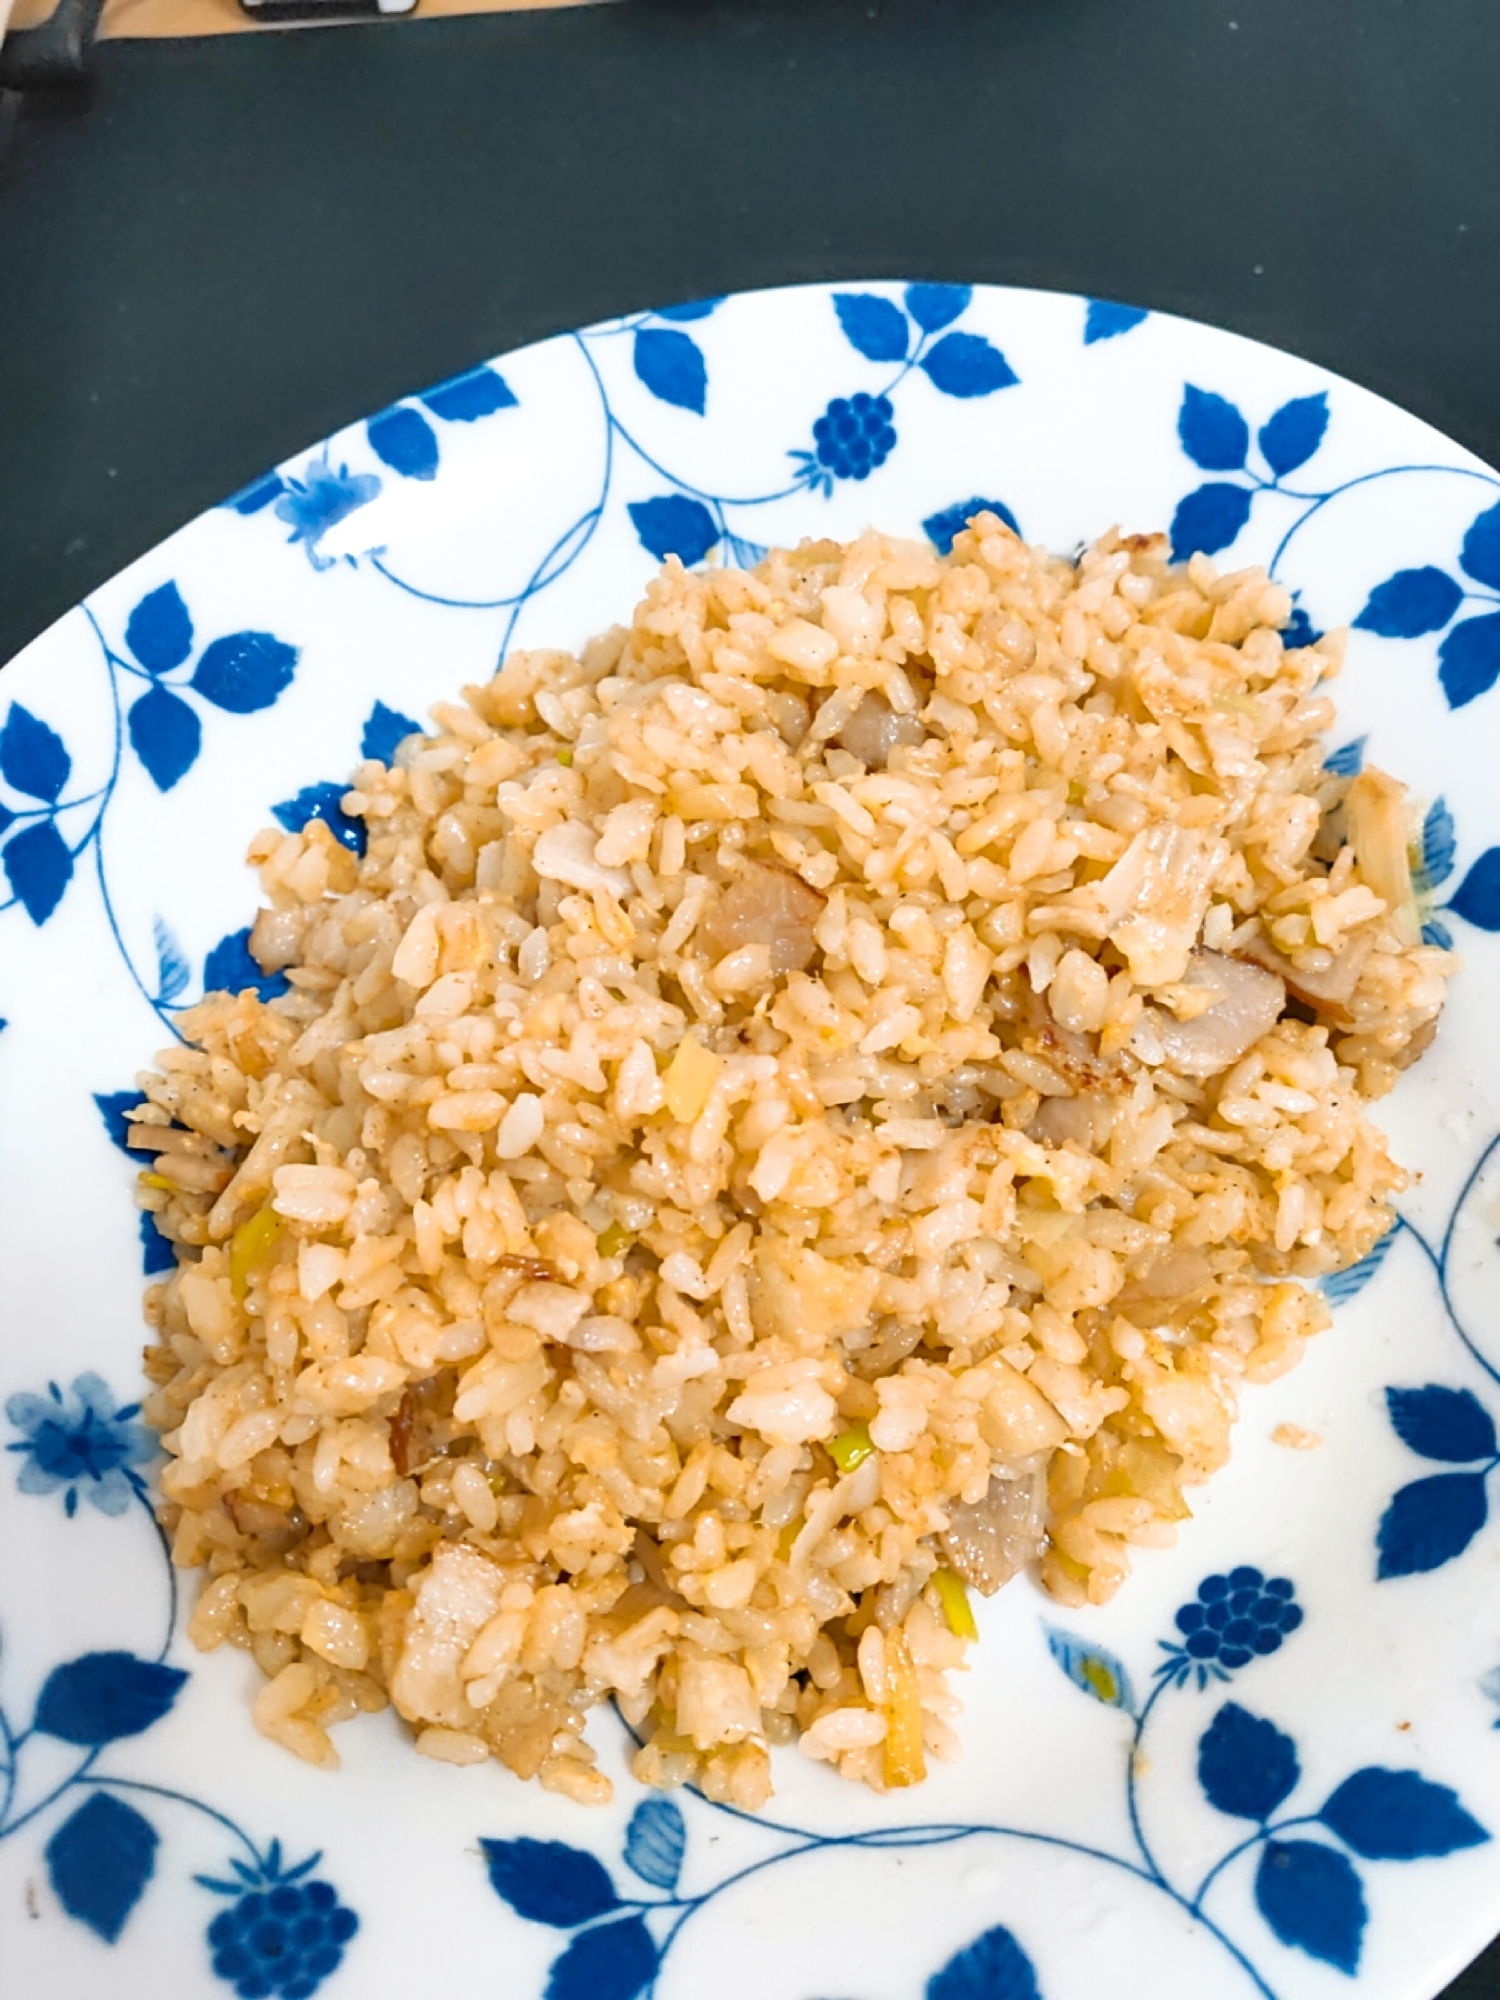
left=699, top=861, right=826, bottom=975
left=836, top=691, right=925, bottom=769
left=940, top=1464, right=1049, bottom=1596
left=1239, top=929, right=1372, bottom=1022
left=1149, top=950, right=1285, bottom=1079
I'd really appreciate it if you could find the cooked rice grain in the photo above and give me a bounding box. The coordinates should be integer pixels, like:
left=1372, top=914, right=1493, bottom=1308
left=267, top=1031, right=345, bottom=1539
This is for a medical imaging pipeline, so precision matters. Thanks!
left=137, top=519, right=1449, bottom=1805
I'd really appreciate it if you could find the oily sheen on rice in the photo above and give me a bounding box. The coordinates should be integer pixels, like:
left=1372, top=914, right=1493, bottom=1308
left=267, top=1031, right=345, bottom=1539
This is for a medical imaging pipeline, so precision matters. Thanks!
left=135, top=519, right=1449, bottom=1808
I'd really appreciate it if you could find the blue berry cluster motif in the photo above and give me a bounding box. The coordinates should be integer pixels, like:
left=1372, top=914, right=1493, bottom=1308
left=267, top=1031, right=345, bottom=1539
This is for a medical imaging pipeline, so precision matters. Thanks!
left=203, top=1848, right=360, bottom=2000
left=811, top=391, right=898, bottom=483
left=2, top=1378, right=359, bottom=1995
left=216, top=288, right=1050, bottom=619
left=790, top=285, right=1017, bottom=500
left=1159, top=1567, right=1303, bottom=1683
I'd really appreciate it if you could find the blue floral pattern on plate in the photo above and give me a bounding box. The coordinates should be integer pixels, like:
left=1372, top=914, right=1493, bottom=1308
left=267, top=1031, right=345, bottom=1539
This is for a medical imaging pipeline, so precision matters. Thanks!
left=1, top=1379, right=358, bottom=1993
left=3, top=281, right=1500, bottom=2000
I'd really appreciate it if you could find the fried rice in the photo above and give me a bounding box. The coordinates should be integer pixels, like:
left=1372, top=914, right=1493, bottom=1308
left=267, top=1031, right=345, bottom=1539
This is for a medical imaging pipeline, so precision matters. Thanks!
left=133, top=517, right=1450, bottom=1809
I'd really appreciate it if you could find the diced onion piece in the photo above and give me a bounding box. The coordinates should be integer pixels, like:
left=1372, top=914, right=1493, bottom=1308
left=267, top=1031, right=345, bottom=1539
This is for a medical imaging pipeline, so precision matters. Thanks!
left=882, top=1630, right=926, bottom=1788
left=1346, top=766, right=1420, bottom=948
left=662, top=1036, right=723, bottom=1123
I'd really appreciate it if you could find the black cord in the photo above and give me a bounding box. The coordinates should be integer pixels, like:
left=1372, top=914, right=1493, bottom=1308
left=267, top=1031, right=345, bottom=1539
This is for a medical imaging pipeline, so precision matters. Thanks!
left=0, top=0, right=107, bottom=90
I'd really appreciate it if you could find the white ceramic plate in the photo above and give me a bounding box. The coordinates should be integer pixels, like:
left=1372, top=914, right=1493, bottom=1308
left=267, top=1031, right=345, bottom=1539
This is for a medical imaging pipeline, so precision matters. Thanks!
left=4, top=282, right=1500, bottom=2000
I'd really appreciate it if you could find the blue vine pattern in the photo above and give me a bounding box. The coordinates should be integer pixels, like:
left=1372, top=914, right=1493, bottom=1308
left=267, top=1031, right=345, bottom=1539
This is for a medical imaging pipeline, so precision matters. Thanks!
left=1, top=1378, right=359, bottom=1993
left=5, top=284, right=1500, bottom=1990
left=479, top=1566, right=1485, bottom=1997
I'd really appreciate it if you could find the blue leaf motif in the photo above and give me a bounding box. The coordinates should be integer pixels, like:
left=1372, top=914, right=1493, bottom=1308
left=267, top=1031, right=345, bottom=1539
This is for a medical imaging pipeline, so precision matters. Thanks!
left=228, top=471, right=285, bottom=516
left=1258, top=393, right=1329, bottom=478
left=628, top=495, right=718, bottom=567
left=0, top=703, right=71, bottom=803
left=1045, top=1625, right=1133, bottom=1710
left=546, top=1916, right=657, bottom=2000
left=633, top=328, right=708, bottom=415
left=128, top=684, right=201, bottom=793
left=1321, top=1768, right=1488, bottom=1859
left=361, top=701, right=422, bottom=766
left=1460, top=499, right=1500, bottom=591
left=1423, top=917, right=1454, bottom=949
left=95, top=1089, right=147, bottom=1154
left=141, top=1209, right=176, bottom=1276
left=653, top=297, right=724, bottom=322
left=1324, top=735, right=1366, bottom=777
left=1420, top=798, right=1457, bottom=892
left=204, top=927, right=289, bottom=1003
left=1354, top=567, right=1463, bottom=639
left=1449, top=848, right=1500, bottom=930
left=367, top=406, right=440, bottom=481
left=922, top=497, right=1021, bottom=556
left=420, top=366, right=518, bottom=423
left=833, top=292, right=909, bottom=363
left=153, top=916, right=190, bottom=1005
left=905, top=283, right=972, bottom=333
left=1377, top=1472, right=1489, bottom=1578
left=272, top=782, right=367, bottom=856
left=480, top=1837, right=620, bottom=1927
left=1439, top=612, right=1500, bottom=708
left=35, top=1651, right=188, bottom=1745
left=1178, top=387, right=1250, bottom=472
left=1321, top=1228, right=1394, bottom=1306
left=927, top=1924, right=1042, bottom=2000
left=623, top=1796, right=685, bottom=1890
left=1387, top=1385, right=1497, bottom=1463
left=1281, top=603, right=1324, bottom=649
left=1169, top=483, right=1254, bottom=560
left=921, top=332, right=1018, bottom=398
left=190, top=632, right=298, bottom=714
left=125, top=581, right=194, bottom=675
left=45, top=1793, right=159, bottom=1944
left=3, top=820, right=74, bottom=926
left=1255, top=1839, right=1366, bottom=1973
left=1198, top=1703, right=1301, bottom=1821
left=1084, top=300, right=1148, bottom=344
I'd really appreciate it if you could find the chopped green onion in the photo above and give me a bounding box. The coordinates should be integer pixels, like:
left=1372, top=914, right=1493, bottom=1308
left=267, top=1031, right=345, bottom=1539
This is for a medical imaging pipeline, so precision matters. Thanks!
left=829, top=1422, right=875, bottom=1475
left=556, top=747, right=574, bottom=767
left=932, top=1567, right=978, bottom=1641
left=596, top=1220, right=632, bottom=1259
left=229, top=1203, right=284, bottom=1302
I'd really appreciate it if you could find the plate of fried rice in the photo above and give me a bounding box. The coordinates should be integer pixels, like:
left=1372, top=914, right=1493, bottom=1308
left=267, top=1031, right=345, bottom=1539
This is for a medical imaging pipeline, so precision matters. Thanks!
left=4, top=282, right=1500, bottom=2000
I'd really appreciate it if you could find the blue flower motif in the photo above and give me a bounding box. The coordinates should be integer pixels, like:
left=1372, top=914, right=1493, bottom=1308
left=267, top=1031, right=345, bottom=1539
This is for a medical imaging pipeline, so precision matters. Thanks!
left=4, top=1373, right=155, bottom=1518
left=201, top=1845, right=359, bottom=2000
left=1158, top=1566, right=1302, bottom=1685
left=272, top=454, right=381, bottom=572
